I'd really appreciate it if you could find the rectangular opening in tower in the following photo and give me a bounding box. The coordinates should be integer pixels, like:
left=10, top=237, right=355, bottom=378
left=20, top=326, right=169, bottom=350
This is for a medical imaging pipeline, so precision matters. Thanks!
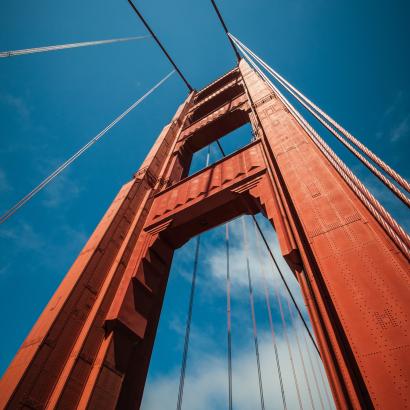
left=188, top=123, right=254, bottom=176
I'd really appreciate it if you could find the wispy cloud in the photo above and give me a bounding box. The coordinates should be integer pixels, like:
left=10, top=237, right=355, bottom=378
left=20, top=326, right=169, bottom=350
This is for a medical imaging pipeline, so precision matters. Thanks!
left=389, top=115, right=409, bottom=142
left=196, top=216, right=305, bottom=309
left=376, top=91, right=410, bottom=143
left=0, top=264, right=11, bottom=276
left=154, top=217, right=330, bottom=409
left=0, top=221, right=45, bottom=251
left=31, top=157, right=83, bottom=209
left=0, top=168, right=11, bottom=192
left=142, top=327, right=334, bottom=410
left=0, top=93, right=30, bottom=122
left=41, top=171, right=82, bottom=208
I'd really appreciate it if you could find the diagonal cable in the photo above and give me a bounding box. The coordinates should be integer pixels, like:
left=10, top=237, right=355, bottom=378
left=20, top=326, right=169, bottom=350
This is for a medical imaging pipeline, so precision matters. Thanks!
left=0, top=70, right=175, bottom=225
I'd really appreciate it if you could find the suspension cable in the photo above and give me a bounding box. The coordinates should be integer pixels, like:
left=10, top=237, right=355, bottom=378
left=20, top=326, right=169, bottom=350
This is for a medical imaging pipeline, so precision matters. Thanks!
left=241, top=216, right=265, bottom=410
left=229, top=33, right=410, bottom=194
left=226, top=223, right=233, bottom=410
left=213, top=137, right=320, bottom=353
left=253, top=218, right=287, bottom=410
left=315, top=346, right=335, bottom=410
left=233, top=39, right=410, bottom=260
left=252, top=215, right=320, bottom=354
left=0, top=35, right=150, bottom=58
left=176, top=234, right=200, bottom=410
left=176, top=145, right=211, bottom=410
left=231, top=35, right=410, bottom=207
left=127, top=0, right=193, bottom=91
left=209, top=0, right=240, bottom=61
left=287, top=299, right=316, bottom=410
left=272, top=262, right=304, bottom=410
left=0, top=70, right=175, bottom=225
left=299, top=314, right=327, bottom=410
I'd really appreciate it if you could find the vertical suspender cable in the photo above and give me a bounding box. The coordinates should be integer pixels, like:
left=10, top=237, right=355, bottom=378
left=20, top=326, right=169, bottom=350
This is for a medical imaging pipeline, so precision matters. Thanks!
left=0, top=70, right=175, bottom=225
left=253, top=218, right=287, bottom=410
left=226, top=223, right=233, bottom=410
left=272, top=265, right=304, bottom=410
left=213, top=140, right=320, bottom=354
left=176, top=234, right=200, bottom=410
left=176, top=145, right=211, bottom=410
left=315, top=347, right=335, bottom=410
left=251, top=215, right=320, bottom=354
left=229, top=33, right=410, bottom=195
left=300, top=318, right=327, bottom=410
left=241, top=217, right=265, bottom=410
left=287, top=300, right=316, bottom=410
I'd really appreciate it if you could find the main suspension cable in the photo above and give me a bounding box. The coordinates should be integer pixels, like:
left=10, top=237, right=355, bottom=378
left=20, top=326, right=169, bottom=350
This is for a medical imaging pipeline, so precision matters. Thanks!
left=0, top=35, right=150, bottom=58
left=127, top=0, right=193, bottom=91
left=233, top=38, right=410, bottom=259
left=241, top=216, right=265, bottom=410
left=253, top=218, right=287, bottom=410
left=0, top=70, right=175, bottom=225
left=230, top=33, right=410, bottom=195
left=231, top=34, right=410, bottom=207
left=209, top=0, right=240, bottom=61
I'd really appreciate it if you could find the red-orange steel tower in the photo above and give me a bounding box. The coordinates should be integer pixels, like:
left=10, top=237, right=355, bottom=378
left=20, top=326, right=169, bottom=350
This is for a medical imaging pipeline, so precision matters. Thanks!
left=1, top=62, right=409, bottom=409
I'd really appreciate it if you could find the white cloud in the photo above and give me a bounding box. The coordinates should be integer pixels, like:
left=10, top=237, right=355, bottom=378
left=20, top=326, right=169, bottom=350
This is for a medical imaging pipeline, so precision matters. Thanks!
left=201, top=216, right=307, bottom=311
left=375, top=91, right=410, bottom=143
left=390, top=115, right=409, bottom=143
left=33, top=158, right=83, bottom=208
left=0, top=221, right=44, bottom=250
left=41, top=171, right=82, bottom=208
left=144, top=216, right=335, bottom=410
left=0, top=168, right=10, bottom=192
left=141, top=328, right=335, bottom=410
left=0, top=93, right=30, bottom=122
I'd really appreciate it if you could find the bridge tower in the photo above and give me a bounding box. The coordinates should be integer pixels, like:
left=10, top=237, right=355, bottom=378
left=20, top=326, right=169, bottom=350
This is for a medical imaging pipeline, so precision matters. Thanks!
left=1, top=61, right=409, bottom=409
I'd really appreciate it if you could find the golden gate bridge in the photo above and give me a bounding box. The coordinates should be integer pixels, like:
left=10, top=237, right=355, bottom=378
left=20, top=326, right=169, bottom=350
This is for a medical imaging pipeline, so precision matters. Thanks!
left=0, top=1, right=409, bottom=409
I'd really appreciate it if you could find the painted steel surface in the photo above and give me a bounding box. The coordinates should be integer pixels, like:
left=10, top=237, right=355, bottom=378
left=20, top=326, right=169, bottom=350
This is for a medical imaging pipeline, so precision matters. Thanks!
left=1, top=64, right=408, bottom=410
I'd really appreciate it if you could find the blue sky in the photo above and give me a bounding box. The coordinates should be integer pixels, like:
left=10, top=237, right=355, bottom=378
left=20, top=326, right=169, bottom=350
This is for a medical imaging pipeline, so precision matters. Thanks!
left=0, top=0, right=409, bottom=408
